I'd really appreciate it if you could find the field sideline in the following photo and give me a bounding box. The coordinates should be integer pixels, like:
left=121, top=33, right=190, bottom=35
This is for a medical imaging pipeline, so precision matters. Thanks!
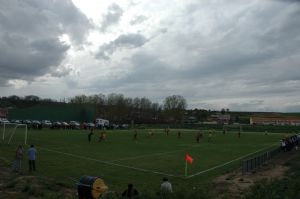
left=0, top=128, right=286, bottom=192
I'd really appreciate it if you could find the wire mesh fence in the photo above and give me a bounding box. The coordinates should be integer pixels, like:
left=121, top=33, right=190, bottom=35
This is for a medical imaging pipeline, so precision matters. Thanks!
left=241, top=147, right=281, bottom=174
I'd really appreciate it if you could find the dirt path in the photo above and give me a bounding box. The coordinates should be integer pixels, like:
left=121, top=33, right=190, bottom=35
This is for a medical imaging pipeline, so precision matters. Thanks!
left=213, top=150, right=299, bottom=198
left=0, top=157, right=76, bottom=199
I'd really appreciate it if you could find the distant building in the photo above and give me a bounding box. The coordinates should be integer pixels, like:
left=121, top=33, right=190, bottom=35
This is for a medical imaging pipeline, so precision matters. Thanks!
left=184, top=116, right=198, bottom=124
left=250, top=117, right=300, bottom=126
left=0, top=108, right=8, bottom=119
left=209, top=114, right=230, bottom=124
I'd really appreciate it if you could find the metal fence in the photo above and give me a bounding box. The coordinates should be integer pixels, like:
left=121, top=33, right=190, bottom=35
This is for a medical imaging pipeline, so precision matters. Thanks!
left=241, top=147, right=281, bottom=174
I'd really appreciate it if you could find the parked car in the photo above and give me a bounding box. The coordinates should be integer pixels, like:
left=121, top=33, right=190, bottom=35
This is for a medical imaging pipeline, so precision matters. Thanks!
left=42, top=120, right=52, bottom=128
left=87, top=122, right=95, bottom=128
left=120, top=124, right=130, bottom=129
left=61, top=122, right=70, bottom=129
left=32, top=120, right=42, bottom=128
left=32, top=120, right=41, bottom=125
left=69, top=121, right=80, bottom=129
left=23, top=120, right=32, bottom=125
left=0, top=118, right=9, bottom=124
left=11, top=119, right=21, bottom=124
left=52, top=121, right=62, bottom=128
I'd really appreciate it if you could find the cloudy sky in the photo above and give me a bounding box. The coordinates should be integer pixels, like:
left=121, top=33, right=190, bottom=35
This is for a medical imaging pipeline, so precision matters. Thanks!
left=0, top=0, right=300, bottom=112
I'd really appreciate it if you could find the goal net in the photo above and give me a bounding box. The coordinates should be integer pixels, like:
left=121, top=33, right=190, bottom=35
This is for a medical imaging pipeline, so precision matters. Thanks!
left=1, top=123, right=28, bottom=145
left=223, top=124, right=243, bottom=133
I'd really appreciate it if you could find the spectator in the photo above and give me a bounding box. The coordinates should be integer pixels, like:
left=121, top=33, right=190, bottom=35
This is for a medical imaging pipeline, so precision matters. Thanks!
left=281, top=139, right=286, bottom=152
left=28, top=144, right=37, bottom=171
left=13, top=145, right=23, bottom=172
left=122, top=183, right=139, bottom=198
left=161, top=177, right=172, bottom=195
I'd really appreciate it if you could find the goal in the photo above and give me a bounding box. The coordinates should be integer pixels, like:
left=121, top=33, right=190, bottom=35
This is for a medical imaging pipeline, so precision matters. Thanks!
left=222, top=124, right=243, bottom=133
left=1, top=123, right=28, bottom=145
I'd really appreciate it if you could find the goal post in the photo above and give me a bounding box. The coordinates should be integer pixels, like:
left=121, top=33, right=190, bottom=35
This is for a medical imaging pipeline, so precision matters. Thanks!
left=1, top=123, right=28, bottom=145
left=223, top=124, right=243, bottom=133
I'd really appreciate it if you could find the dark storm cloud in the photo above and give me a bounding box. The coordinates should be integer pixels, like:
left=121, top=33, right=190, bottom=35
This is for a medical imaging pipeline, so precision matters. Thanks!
left=0, top=0, right=91, bottom=86
left=0, top=37, right=69, bottom=77
left=100, top=3, right=124, bottom=31
left=95, top=33, right=148, bottom=60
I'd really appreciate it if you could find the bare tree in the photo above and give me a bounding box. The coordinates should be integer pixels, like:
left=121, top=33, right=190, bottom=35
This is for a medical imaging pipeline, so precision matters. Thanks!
left=163, top=95, right=187, bottom=123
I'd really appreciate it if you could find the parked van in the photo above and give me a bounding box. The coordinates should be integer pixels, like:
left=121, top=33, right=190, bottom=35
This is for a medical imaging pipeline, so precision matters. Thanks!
left=95, top=118, right=109, bottom=129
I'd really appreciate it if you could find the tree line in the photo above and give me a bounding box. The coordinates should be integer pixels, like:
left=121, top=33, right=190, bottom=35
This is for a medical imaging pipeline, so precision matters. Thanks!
left=0, top=94, right=187, bottom=124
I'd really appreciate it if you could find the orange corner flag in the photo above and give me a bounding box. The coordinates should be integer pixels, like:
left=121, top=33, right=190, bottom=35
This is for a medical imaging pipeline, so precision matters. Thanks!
left=185, top=154, right=193, bottom=164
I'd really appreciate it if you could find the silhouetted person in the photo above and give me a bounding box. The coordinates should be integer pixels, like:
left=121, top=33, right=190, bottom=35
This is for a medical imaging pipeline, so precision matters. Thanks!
left=122, top=183, right=139, bottom=198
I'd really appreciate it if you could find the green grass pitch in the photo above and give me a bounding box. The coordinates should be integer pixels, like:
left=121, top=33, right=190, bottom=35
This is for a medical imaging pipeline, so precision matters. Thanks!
left=0, top=128, right=285, bottom=193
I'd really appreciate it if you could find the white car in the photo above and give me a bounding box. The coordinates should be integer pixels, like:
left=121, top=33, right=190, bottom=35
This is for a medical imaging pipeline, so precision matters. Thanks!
left=87, top=123, right=95, bottom=128
left=42, top=120, right=52, bottom=127
left=0, top=118, right=9, bottom=124
left=69, top=121, right=80, bottom=129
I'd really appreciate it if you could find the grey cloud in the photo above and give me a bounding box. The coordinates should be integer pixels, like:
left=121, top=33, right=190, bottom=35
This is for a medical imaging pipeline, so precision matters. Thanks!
left=50, top=65, right=74, bottom=77
left=276, top=0, right=300, bottom=3
left=130, top=15, right=147, bottom=25
left=0, top=0, right=91, bottom=86
left=179, top=1, right=300, bottom=82
left=95, top=33, right=148, bottom=60
left=283, top=103, right=300, bottom=112
left=101, top=3, right=123, bottom=31
left=228, top=100, right=270, bottom=112
left=0, top=36, right=69, bottom=78
left=0, top=0, right=91, bottom=44
left=91, top=0, right=300, bottom=111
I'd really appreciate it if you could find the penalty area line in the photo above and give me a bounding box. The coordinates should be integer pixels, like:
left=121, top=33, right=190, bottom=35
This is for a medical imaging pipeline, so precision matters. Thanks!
left=39, top=147, right=180, bottom=178
left=187, top=144, right=278, bottom=179
left=109, top=149, right=184, bottom=162
left=109, top=143, right=205, bottom=162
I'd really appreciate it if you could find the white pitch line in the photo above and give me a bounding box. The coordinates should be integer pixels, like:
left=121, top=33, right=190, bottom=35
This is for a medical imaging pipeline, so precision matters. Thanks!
left=39, top=147, right=179, bottom=177
left=187, top=145, right=277, bottom=178
left=109, top=144, right=205, bottom=162
left=109, top=149, right=184, bottom=162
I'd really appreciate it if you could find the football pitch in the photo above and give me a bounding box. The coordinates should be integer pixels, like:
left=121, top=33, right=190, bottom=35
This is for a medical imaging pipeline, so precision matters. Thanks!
left=0, top=128, right=285, bottom=192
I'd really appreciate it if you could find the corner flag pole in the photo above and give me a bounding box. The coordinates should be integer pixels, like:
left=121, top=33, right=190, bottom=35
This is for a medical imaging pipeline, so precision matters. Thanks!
left=185, top=159, right=188, bottom=177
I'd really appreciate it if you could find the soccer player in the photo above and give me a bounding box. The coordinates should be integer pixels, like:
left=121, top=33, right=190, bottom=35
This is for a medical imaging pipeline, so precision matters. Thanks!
left=208, top=131, right=212, bottom=142
left=165, top=127, right=170, bottom=136
left=88, top=128, right=94, bottom=143
left=148, top=129, right=154, bottom=137
left=133, top=130, right=138, bottom=140
left=178, top=131, right=181, bottom=138
left=99, top=131, right=106, bottom=142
